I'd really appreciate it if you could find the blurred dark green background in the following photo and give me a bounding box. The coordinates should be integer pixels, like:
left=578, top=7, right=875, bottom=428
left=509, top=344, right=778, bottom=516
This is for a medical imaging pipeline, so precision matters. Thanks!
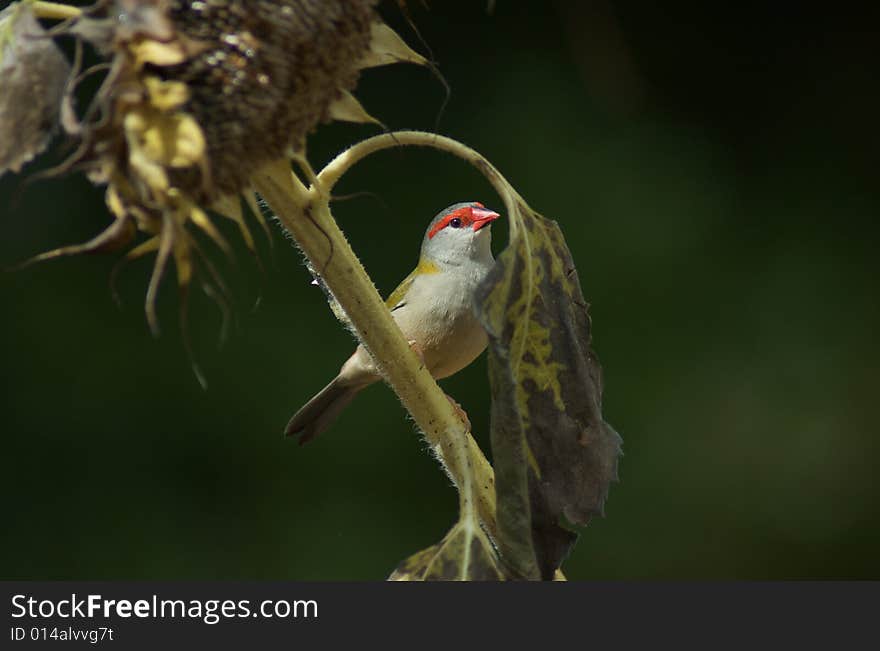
left=2, top=1, right=878, bottom=579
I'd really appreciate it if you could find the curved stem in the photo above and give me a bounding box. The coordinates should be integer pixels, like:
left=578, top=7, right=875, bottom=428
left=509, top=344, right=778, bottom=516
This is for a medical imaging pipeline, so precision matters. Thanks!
left=319, top=132, right=567, bottom=580
left=316, top=130, right=529, bottom=539
left=252, top=159, right=484, bottom=529
left=319, top=131, right=524, bottom=242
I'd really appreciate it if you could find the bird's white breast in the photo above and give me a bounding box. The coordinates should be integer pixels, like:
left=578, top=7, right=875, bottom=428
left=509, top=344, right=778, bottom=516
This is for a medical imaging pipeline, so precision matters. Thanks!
left=393, top=258, right=493, bottom=379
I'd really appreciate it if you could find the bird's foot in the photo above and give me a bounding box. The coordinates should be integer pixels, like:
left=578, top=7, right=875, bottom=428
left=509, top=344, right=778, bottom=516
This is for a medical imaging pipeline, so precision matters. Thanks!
left=407, top=339, right=426, bottom=370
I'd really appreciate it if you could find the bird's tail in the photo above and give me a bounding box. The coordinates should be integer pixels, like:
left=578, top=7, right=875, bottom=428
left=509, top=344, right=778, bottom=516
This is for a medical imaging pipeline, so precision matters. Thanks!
left=284, top=376, right=366, bottom=445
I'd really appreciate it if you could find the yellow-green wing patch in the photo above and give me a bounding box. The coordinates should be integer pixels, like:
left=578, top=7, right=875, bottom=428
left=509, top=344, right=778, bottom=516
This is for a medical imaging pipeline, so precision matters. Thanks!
left=384, top=258, right=439, bottom=311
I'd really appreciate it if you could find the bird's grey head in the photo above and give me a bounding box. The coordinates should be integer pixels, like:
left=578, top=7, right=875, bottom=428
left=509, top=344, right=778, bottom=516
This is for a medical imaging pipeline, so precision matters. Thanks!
left=420, top=202, right=500, bottom=265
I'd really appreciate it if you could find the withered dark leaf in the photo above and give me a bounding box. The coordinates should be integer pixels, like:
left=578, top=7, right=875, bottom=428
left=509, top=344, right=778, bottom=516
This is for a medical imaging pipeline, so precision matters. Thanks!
left=388, top=522, right=506, bottom=581
left=0, top=2, right=70, bottom=175
left=474, top=197, right=622, bottom=580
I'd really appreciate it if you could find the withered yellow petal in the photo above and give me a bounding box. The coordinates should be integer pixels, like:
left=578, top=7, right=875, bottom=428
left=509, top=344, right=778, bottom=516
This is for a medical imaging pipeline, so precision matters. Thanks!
left=129, top=38, right=187, bottom=68
left=128, top=148, right=169, bottom=193
left=189, top=205, right=232, bottom=256
left=105, top=185, right=126, bottom=218
left=167, top=115, right=205, bottom=168
left=172, top=234, right=193, bottom=288
left=145, top=76, right=190, bottom=111
left=127, top=109, right=205, bottom=171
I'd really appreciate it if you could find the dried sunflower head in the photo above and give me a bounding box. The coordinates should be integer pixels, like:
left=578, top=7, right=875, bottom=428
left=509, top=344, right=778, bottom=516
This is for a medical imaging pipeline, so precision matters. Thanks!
left=2, top=0, right=426, bottom=334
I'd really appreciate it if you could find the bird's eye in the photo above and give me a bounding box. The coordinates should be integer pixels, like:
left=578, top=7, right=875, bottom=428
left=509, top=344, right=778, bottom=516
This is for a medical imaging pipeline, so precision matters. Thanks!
left=449, top=217, right=462, bottom=228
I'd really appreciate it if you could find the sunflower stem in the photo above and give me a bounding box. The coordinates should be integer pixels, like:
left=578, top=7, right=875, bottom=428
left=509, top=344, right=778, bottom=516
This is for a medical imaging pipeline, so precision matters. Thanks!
left=251, top=158, right=484, bottom=531
left=316, top=130, right=534, bottom=539
left=318, top=131, right=525, bottom=243
left=318, top=132, right=568, bottom=580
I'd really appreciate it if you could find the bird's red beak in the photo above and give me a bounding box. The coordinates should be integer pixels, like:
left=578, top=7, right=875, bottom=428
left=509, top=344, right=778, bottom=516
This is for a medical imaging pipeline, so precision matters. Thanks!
left=471, top=207, right=500, bottom=231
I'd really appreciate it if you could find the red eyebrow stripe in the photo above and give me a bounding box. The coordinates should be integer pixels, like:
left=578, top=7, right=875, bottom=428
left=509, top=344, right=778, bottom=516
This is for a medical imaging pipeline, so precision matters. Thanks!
left=428, top=206, right=475, bottom=239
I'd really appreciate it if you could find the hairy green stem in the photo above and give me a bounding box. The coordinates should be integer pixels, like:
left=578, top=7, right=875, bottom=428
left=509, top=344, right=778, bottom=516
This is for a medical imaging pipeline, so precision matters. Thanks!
left=319, top=131, right=525, bottom=242
left=251, top=159, right=481, bottom=527
left=317, top=130, right=534, bottom=539
left=319, top=132, right=568, bottom=580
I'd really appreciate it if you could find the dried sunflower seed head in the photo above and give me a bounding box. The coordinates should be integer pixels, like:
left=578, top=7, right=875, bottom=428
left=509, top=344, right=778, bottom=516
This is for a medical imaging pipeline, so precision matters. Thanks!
left=159, top=0, right=378, bottom=199
left=5, top=0, right=427, bottom=338
left=77, top=0, right=380, bottom=203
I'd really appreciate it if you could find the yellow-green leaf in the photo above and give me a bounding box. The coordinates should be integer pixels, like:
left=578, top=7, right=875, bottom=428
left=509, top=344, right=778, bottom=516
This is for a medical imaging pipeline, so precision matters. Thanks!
left=389, top=522, right=506, bottom=581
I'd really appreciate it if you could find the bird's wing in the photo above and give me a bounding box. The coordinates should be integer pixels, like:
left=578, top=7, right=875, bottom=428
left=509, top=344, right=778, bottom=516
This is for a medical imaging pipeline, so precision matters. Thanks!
left=384, top=258, right=439, bottom=312
left=385, top=268, right=418, bottom=312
